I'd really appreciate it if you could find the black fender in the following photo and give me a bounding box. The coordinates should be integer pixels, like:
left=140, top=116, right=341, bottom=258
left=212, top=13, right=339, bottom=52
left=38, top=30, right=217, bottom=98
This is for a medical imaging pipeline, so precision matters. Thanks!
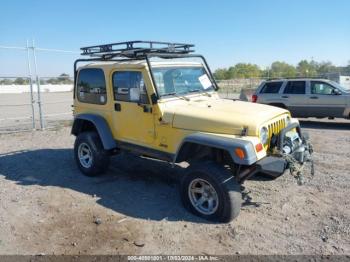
left=71, top=114, right=117, bottom=150
left=174, top=133, right=258, bottom=165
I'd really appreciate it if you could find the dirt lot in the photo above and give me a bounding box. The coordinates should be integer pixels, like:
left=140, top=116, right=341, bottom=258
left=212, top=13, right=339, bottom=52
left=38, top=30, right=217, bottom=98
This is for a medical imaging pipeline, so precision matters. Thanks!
left=0, top=92, right=72, bottom=132
left=0, top=119, right=349, bottom=255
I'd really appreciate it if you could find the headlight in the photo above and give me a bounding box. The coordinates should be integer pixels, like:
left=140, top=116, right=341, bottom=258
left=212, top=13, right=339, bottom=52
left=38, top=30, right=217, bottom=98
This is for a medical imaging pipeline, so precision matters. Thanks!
left=286, top=115, right=291, bottom=126
left=260, top=126, right=269, bottom=145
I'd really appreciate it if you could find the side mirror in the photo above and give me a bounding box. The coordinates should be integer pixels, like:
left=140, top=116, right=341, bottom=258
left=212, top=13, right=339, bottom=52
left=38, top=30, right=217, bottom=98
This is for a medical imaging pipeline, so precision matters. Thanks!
left=150, top=93, right=158, bottom=104
left=332, top=89, right=341, bottom=95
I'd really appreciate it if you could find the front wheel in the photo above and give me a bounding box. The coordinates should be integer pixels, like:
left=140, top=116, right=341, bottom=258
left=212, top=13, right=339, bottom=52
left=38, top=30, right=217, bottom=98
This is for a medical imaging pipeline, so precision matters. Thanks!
left=74, top=132, right=110, bottom=176
left=181, top=162, right=242, bottom=223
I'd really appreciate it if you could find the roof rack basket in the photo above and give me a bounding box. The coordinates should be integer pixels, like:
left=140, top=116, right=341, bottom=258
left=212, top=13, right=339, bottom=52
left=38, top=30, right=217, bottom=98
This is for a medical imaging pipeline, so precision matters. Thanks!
left=80, top=40, right=195, bottom=60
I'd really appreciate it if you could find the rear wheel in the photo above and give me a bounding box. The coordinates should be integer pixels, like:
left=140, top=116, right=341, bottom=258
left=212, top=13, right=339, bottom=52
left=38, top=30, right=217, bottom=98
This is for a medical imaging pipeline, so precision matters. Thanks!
left=181, top=161, right=242, bottom=223
left=74, top=132, right=110, bottom=176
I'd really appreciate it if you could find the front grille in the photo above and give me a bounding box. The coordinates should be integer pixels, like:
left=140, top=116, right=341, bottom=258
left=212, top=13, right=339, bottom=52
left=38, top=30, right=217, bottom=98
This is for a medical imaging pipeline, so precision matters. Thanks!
left=267, top=118, right=287, bottom=145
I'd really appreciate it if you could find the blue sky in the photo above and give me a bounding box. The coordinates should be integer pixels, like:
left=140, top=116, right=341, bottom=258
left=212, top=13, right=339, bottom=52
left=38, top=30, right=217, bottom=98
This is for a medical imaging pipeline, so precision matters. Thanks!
left=0, top=0, right=349, bottom=76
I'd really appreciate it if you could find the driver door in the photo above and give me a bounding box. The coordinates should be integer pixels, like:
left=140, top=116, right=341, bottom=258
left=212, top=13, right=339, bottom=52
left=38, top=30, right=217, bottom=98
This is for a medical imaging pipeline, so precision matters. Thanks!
left=111, top=70, right=155, bottom=145
left=307, top=81, right=347, bottom=117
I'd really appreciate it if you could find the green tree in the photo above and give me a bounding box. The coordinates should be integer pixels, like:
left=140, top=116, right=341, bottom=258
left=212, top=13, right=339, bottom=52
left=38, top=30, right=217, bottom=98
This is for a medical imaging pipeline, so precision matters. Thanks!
left=13, top=77, right=28, bottom=85
left=46, top=78, right=59, bottom=84
left=317, top=61, right=337, bottom=75
left=270, top=61, right=297, bottom=78
left=0, top=79, right=13, bottom=85
left=227, top=63, right=262, bottom=78
left=296, top=60, right=318, bottom=77
left=55, top=73, right=73, bottom=84
left=213, top=68, right=229, bottom=80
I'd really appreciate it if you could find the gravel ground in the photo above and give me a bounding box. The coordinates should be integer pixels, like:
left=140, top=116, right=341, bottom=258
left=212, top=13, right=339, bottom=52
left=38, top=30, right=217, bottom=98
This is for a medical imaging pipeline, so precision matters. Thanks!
left=0, top=119, right=349, bottom=255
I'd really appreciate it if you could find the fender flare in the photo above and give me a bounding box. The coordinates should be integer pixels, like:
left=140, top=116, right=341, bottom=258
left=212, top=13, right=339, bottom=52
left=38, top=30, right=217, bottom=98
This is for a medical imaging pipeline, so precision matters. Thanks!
left=174, top=133, right=258, bottom=165
left=71, top=114, right=117, bottom=150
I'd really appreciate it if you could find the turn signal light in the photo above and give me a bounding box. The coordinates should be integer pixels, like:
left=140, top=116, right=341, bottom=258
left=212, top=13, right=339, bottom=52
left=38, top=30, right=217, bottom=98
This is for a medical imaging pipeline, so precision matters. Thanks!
left=235, top=148, right=245, bottom=159
left=255, top=143, right=263, bottom=152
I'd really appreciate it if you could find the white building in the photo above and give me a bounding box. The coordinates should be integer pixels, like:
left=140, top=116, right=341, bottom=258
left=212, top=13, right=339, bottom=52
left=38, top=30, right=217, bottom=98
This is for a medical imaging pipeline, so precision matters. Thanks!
left=324, top=73, right=350, bottom=90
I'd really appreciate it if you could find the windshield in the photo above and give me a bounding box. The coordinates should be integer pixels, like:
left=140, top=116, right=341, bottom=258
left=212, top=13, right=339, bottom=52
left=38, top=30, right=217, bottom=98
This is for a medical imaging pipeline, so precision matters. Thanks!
left=152, top=66, right=215, bottom=97
left=329, top=80, right=350, bottom=92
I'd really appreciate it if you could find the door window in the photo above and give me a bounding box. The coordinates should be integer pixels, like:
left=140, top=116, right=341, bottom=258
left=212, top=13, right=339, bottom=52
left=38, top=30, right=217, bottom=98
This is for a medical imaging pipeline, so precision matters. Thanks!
left=112, top=71, right=149, bottom=104
left=311, top=81, right=335, bottom=95
left=283, top=81, right=306, bottom=94
left=77, top=68, right=107, bottom=105
left=260, top=82, right=283, bottom=94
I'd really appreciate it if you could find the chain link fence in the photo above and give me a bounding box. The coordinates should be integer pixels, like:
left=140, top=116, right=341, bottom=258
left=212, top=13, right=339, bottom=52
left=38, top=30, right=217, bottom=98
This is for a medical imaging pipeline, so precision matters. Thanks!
left=0, top=77, right=263, bottom=133
left=216, top=78, right=264, bottom=100
left=0, top=41, right=78, bottom=133
left=0, top=76, right=36, bottom=132
left=0, top=76, right=74, bottom=133
left=0, top=42, right=266, bottom=133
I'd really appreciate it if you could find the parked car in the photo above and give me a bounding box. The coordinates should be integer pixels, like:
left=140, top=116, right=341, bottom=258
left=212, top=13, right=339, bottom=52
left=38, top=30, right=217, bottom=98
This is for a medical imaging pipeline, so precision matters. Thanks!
left=252, top=78, right=350, bottom=118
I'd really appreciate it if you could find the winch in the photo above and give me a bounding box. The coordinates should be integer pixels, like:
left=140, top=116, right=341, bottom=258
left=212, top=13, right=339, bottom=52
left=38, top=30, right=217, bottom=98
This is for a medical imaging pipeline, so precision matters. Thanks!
left=282, top=131, right=310, bottom=163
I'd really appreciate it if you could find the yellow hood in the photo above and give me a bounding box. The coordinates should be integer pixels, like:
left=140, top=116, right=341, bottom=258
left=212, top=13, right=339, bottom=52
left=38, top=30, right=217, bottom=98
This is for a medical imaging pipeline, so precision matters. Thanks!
left=163, top=98, right=289, bottom=136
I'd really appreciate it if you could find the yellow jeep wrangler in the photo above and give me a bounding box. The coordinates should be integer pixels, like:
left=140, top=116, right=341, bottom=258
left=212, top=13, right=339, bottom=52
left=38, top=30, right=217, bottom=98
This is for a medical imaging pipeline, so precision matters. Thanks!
left=72, top=41, right=312, bottom=222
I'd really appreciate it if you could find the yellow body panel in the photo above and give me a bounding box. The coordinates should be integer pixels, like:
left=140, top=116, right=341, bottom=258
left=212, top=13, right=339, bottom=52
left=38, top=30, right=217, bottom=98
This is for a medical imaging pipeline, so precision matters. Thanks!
left=73, top=62, right=293, bottom=162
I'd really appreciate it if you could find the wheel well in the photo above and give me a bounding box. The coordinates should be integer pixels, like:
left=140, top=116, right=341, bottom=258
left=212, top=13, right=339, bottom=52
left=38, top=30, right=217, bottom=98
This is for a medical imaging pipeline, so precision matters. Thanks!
left=72, top=119, right=97, bottom=136
left=268, top=103, right=287, bottom=109
left=175, top=142, right=234, bottom=167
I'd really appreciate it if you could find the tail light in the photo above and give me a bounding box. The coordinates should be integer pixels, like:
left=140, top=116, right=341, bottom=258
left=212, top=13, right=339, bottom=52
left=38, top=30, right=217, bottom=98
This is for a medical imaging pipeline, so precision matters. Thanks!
left=252, top=94, right=258, bottom=103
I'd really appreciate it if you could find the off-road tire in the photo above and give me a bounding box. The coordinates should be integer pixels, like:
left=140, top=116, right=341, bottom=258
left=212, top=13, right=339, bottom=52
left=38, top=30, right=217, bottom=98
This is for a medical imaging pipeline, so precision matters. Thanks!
left=181, top=161, right=242, bottom=223
left=74, top=132, right=110, bottom=176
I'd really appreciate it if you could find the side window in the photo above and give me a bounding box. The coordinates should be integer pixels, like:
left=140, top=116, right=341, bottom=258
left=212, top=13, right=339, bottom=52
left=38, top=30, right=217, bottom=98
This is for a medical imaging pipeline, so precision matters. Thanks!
left=311, top=81, right=334, bottom=95
left=113, top=71, right=149, bottom=104
left=260, top=82, right=283, bottom=94
left=283, top=81, right=306, bottom=94
left=77, top=68, right=107, bottom=105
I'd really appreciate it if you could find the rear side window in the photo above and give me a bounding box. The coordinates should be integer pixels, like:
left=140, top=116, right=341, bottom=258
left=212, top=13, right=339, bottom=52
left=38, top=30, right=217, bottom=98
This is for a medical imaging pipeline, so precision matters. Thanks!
left=284, top=81, right=306, bottom=94
left=260, top=82, right=283, bottom=94
left=77, top=68, right=107, bottom=105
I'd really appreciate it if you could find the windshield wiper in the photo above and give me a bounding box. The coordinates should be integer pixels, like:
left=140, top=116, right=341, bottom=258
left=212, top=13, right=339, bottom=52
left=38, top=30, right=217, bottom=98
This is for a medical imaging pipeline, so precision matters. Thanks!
left=189, top=89, right=212, bottom=97
left=201, top=90, right=212, bottom=97
left=161, top=92, right=190, bottom=101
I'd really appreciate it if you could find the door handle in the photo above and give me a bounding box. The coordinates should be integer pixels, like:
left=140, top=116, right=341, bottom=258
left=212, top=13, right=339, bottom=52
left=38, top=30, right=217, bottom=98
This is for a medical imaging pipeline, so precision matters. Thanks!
left=114, top=103, right=121, bottom=111
left=310, top=96, right=318, bottom=99
left=281, top=95, right=289, bottom=98
left=137, top=103, right=152, bottom=113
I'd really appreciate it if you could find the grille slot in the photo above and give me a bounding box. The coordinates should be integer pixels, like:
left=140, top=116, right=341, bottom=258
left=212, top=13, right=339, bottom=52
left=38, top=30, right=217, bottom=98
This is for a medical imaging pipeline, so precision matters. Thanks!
left=267, top=118, right=286, bottom=146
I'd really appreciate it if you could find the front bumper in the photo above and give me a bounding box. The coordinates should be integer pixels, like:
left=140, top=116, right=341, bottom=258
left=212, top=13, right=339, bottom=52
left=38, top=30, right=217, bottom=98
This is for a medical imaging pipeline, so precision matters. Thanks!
left=253, top=122, right=312, bottom=178
left=255, top=156, right=287, bottom=178
left=239, top=123, right=313, bottom=181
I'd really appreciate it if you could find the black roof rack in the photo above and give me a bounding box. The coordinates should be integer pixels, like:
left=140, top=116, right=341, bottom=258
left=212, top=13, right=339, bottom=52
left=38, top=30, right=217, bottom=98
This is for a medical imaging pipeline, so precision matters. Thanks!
left=80, top=40, right=195, bottom=60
